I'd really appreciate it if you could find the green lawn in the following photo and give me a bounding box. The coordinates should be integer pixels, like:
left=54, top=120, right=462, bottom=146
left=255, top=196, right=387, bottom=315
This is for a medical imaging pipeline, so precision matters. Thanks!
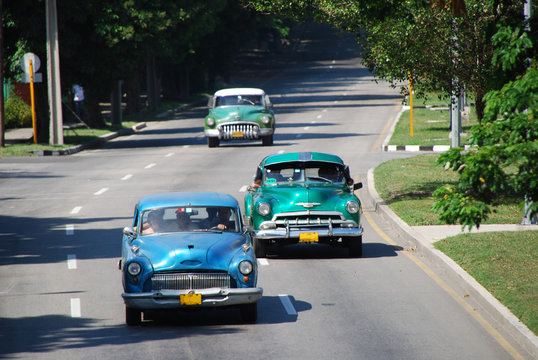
left=391, top=92, right=478, bottom=146
left=436, top=231, right=538, bottom=335
left=374, top=154, right=523, bottom=225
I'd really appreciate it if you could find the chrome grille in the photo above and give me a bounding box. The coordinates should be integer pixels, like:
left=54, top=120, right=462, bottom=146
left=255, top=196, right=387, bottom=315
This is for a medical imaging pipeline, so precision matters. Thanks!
left=151, top=272, right=231, bottom=290
left=219, top=123, right=259, bottom=139
left=273, top=211, right=347, bottom=228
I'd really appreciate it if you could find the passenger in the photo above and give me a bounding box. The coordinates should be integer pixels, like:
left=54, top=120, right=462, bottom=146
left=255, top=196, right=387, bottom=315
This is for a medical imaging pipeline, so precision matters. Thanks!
left=142, top=210, right=164, bottom=235
left=176, top=208, right=197, bottom=231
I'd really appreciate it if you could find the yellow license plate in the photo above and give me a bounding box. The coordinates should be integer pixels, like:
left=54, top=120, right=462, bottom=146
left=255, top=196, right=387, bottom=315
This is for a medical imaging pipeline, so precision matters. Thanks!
left=232, top=131, right=244, bottom=138
left=180, top=293, right=202, bottom=305
left=299, top=232, right=319, bottom=243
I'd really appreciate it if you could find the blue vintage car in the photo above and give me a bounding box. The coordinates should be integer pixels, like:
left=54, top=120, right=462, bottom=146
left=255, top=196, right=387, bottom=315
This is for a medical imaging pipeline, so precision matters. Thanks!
left=120, top=192, right=263, bottom=325
left=244, top=152, right=364, bottom=258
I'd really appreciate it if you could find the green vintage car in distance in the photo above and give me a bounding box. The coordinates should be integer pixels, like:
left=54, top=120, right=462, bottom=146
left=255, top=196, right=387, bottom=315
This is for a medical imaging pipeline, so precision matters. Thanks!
left=244, top=152, right=364, bottom=258
left=204, top=88, right=275, bottom=148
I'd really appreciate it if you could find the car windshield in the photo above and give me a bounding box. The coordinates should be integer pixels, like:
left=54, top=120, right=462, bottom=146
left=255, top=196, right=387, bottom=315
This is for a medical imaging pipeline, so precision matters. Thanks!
left=215, top=95, right=263, bottom=107
left=263, top=162, right=346, bottom=185
left=139, top=206, right=239, bottom=235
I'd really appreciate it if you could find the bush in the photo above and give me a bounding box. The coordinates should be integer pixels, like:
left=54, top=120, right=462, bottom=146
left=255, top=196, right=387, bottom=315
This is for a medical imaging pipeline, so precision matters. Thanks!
left=5, top=96, right=32, bottom=128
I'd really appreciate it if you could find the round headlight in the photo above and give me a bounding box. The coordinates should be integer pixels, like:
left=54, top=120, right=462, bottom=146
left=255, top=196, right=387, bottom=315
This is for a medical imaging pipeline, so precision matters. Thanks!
left=206, top=117, right=215, bottom=127
left=261, top=115, right=271, bottom=125
left=238, top=260, right=253, bottom=275
left=127, top=262, right=142, bottom=276
left=257, top=202, right=271, bottom=216
left=346, top=200, right=360, bottom=214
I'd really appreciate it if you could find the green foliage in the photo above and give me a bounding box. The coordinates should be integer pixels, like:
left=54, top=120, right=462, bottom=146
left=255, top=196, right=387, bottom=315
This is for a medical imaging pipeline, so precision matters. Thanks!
left=4, top=96, right=32, bottom=129
left=491, top=25, right=533, bottom=72
left=432, top=184, right=491, bottom=230
left=434, top=61, right=538, bottom=227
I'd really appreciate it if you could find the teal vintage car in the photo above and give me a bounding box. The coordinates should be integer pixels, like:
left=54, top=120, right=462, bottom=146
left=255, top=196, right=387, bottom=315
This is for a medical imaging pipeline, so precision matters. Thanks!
left=244, top=152, right=364, bottom=258
left=204, top=88, right=275, bottom=147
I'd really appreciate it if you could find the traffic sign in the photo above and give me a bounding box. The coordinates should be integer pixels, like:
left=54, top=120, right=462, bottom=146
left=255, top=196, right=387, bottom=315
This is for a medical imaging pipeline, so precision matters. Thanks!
left=20, top=53, right=41, bottom=74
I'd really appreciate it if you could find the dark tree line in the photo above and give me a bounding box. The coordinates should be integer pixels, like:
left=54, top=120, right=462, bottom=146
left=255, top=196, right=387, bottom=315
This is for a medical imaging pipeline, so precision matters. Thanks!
left=2, top=0, right=283, bottom=141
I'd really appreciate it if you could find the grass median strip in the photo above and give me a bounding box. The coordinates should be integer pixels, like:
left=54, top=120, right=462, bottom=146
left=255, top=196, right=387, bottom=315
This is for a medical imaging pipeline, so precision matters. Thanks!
left=373, top=154, right=522, bottom=225
left=435, top=231, right=538, bottom=335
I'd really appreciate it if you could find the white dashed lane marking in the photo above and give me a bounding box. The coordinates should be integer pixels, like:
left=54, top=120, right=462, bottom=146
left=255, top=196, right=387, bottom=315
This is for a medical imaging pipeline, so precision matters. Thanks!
left=94, top=188, right=108, bottom=196
left=121, top=174, right=133, bottom=181
left=67, top=255, right=77, bottom=269
left=257, top=258, right=269, bottom=266
left=71, top=298, right=81, bottom=318
left=66, top=224, right=75, bottom=236
left=70, top=206, right=82, bottom=215
left=145, top=163, right=156, bottom=169
left=279, top=294, right=298, bottom=316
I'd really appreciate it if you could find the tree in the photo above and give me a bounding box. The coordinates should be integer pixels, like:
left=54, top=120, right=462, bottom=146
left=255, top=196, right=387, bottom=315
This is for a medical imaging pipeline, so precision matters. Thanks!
left=433, top=25, right=537, bottom=229
left=244, top=0, right=534, bottom=121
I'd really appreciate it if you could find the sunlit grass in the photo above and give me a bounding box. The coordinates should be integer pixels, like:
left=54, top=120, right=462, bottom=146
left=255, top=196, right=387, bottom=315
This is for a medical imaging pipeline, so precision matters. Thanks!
left=435, top=231, right=538, bottom=335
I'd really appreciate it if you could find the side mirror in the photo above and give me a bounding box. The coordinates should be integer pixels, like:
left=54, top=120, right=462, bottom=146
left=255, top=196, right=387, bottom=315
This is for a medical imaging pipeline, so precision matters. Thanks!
left=353, top=182, right=363, bottom=191
left=123, top=226, right=136, bottom=239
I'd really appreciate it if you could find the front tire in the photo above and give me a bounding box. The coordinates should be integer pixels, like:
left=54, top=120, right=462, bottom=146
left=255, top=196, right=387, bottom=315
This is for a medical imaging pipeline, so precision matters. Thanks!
left=208, top=137, right=219, bottom=148
left=240, top=303, right=258, bottom=323
left=262, top=135, right=273, bottom=146
left=253, top=237, right=267, bottom=258
left=125, top=306, right=142, bottom=326
left=348, top=235, right=363, bottom=258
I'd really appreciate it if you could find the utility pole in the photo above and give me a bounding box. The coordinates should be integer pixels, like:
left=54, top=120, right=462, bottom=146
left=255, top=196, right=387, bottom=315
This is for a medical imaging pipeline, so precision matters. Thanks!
left=449, top=0, right=465, bottom=148
left=46, top=0, right=63, bottom=145
left=521, top=0, right=536, bottom=225
left=0, top=0, right=5, bottom=147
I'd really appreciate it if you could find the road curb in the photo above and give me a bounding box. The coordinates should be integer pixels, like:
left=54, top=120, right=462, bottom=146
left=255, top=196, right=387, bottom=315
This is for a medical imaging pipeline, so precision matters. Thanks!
left=366, top=168, right=538, bottom=358
left=29, top=122, right=147, bottom=156
left=381, top=105, right=472, bottom=152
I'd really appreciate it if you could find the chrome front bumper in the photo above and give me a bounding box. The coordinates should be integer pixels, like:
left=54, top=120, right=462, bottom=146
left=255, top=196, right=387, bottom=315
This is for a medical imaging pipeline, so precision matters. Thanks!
left=254, top=226, right=363, bottom=240
left=122, top=287, right=263, bottom=310
left=205, top=122, right=273, bottom=140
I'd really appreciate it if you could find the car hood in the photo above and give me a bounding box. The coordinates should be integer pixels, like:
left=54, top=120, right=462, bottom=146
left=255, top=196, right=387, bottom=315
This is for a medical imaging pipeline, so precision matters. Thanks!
left=138, top=232, right=246, bottom=272
left=211, top=106, right=267, bottom=121
left=260, top=183, right=352, bottom=212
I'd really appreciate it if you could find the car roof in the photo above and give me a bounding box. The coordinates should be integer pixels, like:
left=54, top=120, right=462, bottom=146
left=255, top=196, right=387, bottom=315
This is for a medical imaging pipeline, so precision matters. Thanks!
left=214, top=88, right=266, bottom=97
left=260, top=152, right=345, bottom=167
left=136, top=192, right=239, bottom=212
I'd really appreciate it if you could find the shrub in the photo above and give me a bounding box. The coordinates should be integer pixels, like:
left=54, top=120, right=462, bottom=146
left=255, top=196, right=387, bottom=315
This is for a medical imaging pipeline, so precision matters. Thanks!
left=5, top=95, right=32, bottom=128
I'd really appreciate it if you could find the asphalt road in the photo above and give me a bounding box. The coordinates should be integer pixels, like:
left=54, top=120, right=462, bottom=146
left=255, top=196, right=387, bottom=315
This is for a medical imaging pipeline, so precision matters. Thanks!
left=0, top=24, right=527, bottom=359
